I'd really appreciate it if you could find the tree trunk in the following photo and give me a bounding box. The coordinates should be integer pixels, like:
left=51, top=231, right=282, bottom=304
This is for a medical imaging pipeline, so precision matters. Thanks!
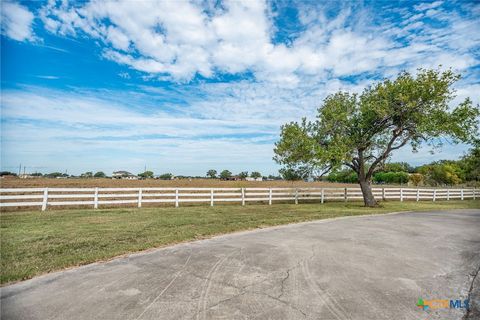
left=359, top=178, right=378, bottom=207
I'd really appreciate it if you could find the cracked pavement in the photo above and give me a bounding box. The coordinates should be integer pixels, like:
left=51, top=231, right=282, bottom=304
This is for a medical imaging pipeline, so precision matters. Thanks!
left=2, top=209, right=480, bottom=319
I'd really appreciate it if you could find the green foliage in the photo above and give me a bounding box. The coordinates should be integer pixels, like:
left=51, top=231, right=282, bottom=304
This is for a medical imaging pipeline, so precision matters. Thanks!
left=409, top=173, right=423, bottom=186
left=417, top=162, right=464, bottom=186
left=158, top=173, right=172, bottom=180
left=138, top=171, right=154, bottom=179
left=250, top=171, right=262, bottom=179
left=80, top=171, right=93, bottom=178
left=45, top=172, right=68, bottom=178
left=238, top=171, right=249, bottom=179
left=327, top=170, right=358, bottom=183
left=460, top=140, right=480, bottom=182
left=0, top=171, right=17, bottom=176
left=383, top=162, right=414, bottom=173
left=407, top=141, right=480, bottom=186
left=93, top=171, right=106, bottom=178
left=206, top=169, right=217, bottom=179
left=373, top=171, right=409, bottom=184
left=220, top=170, right=232, bottom=179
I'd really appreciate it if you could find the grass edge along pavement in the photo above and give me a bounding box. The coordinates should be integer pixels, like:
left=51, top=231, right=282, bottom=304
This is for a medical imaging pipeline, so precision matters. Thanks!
left=1, top=200, right=479, bottom=285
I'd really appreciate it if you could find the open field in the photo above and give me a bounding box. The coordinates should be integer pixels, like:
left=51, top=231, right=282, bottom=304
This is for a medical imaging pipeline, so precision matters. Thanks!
left=1, top=200, right=478, bottom=285
left=0, top=177, right=361, bottom=188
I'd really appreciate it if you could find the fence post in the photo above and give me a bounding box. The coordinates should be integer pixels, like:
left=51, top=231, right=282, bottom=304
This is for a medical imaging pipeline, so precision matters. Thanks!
left=474, top=188, right=476, bottom=200
left=344, top=188, right=348, bottom=202
left=321, top=188, right=324, bottom=204
left=241, top=188, right=245, bottom=206
left=461, top=189, right=464, bottom=201
left=400, top=188, right=403, bottom=202
left=447, top=189, right=450, bottom=201
left=295, top=188, right=298, bottom=204
left=269, top=188, right=272, bottom=205
left=382, top=188, right=385, bottom=201
left=416, top=188, right=419, bottom=202
left=210, top=189, right=214, bottom=207
left=175, top=189, right=179, bottom=207
left=138, top=188, right=143, bottom=208
left=94, top=187, right=99, bottom=209
left=41, top=187, right=49, bottom=211
left=433, top=189, right=436, bottom=202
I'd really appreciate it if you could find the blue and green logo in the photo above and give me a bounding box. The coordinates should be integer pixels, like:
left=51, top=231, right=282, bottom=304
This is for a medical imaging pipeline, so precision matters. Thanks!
left=417, top=298, right=469, bottom=311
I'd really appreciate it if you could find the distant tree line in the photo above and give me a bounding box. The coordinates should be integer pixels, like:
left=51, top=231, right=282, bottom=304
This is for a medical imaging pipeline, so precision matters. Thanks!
left=205, top=170, right=265, bottom=180
left=322, top=141, right=479, bottom=186
left=1, top=169, right=274, bottom=181
left=0, top=170, right=174, bottom=180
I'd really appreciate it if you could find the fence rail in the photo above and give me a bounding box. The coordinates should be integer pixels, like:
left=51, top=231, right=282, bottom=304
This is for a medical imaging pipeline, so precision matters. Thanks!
left=0, top=187, right=477, bottom=211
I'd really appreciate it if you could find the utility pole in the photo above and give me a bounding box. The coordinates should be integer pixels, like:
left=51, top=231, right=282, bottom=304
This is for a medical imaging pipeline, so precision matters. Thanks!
left=18, top=164, right=21, bottom=176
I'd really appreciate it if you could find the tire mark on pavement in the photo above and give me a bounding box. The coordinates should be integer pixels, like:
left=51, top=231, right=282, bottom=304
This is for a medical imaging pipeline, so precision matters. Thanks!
left=196, top=250, right=237, bottom=320
left=133, top=251, right=192, bottom=320
left=301, top=256, right=351, bottom=320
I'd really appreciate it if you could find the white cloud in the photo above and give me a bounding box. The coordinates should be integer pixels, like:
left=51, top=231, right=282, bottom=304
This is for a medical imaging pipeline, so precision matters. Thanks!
left=36, top=75, right=59, bottom=80
left=414, top=1, right=443, bottom=12
left=1, top=1, right=35, bottom=41
left=106, top=26, right=130, bottom=51
left=36, top=0, right=479, bottom=85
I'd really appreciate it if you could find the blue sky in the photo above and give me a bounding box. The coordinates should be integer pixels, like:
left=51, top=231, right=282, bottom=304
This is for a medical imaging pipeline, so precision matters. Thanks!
left=1, top=0, right=479, bottom=176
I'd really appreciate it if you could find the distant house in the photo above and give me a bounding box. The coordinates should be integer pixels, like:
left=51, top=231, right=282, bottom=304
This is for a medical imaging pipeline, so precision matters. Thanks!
left=112, top=171, right=138, bottom=180
left=245, top=177, right=263, bottom=182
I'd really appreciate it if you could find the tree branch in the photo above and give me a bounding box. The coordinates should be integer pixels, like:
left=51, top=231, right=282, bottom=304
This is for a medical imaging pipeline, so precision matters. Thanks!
left=344, top=162, right=358, bottom=173
left=315, top=165, right=333, bottom=177
left=366, top=129, right=405, bottom=178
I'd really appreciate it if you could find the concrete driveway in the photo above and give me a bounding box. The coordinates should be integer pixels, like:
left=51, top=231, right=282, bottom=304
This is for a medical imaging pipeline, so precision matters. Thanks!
left=2, top=209, right=479, bottom=320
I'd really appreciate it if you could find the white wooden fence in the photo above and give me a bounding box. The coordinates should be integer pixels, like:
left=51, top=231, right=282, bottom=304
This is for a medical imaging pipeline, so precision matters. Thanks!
left=0, top=187, right=477, bottom=211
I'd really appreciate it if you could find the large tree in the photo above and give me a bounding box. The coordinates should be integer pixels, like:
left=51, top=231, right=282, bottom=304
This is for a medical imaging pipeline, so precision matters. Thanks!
left=238, top=171, right=249, bottom=179
left=94, top=171, right=106, bottom=178
left=138, top=170, right=154, bottom=179
left=220, top=170, right=232, bottom=179
left=251, top=171, right=262, bottom=179
left=274, top=69, right=479, bottom=206
left=206, top=169, right=217, bottom=179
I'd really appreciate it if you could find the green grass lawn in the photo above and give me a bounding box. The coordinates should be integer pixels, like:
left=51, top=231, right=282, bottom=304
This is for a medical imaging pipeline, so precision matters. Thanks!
left=1, top=200, right=479, bottom=285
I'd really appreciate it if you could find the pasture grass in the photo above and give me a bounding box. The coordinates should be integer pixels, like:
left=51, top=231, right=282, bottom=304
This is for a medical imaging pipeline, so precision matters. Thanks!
left=1, top=200, right=479, bottom=285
